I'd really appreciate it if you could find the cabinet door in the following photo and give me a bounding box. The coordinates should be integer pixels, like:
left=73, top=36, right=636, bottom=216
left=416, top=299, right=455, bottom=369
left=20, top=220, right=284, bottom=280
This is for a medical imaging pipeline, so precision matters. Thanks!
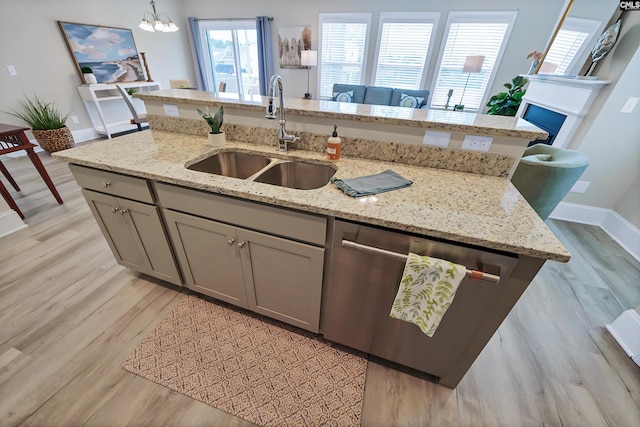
left=117, top=198, right=182, bottom=286
left=237, top=228, right=324, bottom=333
left=163, top=210, right=247, bottom=308
left=82, top=189, right=147, bottom=272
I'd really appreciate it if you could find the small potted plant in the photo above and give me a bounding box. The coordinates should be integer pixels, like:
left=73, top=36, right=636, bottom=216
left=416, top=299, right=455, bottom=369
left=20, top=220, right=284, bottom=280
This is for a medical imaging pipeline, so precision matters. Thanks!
left=80, top=66, right=98, bottom=85
left=6, top=95, right=75, bottom=153
left=485, top=76, right=529, bottom=116
left=197, top=105, right=225, bottom=146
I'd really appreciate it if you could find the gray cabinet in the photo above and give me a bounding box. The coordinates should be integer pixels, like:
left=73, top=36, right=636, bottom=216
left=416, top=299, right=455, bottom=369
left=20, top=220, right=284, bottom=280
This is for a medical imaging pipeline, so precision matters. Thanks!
left=70, top=165, right=181, bottom=286
left=163, top=210, right=247, bottom=307
left=157, top=183, right=326, bottom=333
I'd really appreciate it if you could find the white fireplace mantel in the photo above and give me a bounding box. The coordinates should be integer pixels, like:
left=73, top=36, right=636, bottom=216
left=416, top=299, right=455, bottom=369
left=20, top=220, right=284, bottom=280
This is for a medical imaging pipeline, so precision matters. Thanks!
left=516, top=74, right=610, bottom=148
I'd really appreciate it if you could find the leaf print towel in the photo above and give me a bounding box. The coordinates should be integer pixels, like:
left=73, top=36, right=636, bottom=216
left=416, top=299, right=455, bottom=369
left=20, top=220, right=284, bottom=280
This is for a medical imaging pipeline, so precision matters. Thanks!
left=390, top=253, right=466, bottom=337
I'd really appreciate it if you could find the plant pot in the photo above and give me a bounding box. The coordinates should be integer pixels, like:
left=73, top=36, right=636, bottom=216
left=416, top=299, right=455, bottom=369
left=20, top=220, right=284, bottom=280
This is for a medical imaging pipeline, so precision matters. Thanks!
left=208, top=132, right=226, bottom=147
left=32, top=126, right=75, bottom=153
left=83, top=73, right=98, bottom=85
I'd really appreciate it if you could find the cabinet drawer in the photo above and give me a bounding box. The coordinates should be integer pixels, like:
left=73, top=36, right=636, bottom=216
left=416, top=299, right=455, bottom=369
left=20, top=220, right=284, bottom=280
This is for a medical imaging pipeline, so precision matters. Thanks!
left=155, top=182, right=327, bottom=246
left=69, top=164, right=153, bottom=203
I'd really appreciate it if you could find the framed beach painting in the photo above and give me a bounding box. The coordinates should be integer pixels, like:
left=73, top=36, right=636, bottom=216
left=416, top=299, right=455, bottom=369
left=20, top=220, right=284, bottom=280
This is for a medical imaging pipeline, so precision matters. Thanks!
left=58, top=21, right=145, bottom=84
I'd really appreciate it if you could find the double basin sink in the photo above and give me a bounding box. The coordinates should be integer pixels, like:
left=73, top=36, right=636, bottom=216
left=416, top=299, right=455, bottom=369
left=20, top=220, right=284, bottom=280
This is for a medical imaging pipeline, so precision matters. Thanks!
left=187, top=151, right=336, bottom=190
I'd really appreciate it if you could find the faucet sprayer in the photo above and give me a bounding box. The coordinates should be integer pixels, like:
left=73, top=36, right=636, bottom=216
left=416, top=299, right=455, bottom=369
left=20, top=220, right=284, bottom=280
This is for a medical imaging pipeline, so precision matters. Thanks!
left=265, top=74, right=299, bottom=152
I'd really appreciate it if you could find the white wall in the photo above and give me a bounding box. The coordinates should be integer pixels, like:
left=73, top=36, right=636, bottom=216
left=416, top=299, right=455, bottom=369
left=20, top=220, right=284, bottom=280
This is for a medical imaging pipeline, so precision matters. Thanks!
left=563, top=44, right=640, bottom=228
left=0, top=0, right=192, bottom=136
left=562, top=10, right=640, bottom=230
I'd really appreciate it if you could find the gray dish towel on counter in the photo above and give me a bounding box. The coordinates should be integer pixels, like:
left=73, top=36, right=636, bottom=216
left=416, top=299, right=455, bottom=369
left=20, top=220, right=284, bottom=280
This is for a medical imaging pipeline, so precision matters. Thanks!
left=330, top=169, right=413, bottom=197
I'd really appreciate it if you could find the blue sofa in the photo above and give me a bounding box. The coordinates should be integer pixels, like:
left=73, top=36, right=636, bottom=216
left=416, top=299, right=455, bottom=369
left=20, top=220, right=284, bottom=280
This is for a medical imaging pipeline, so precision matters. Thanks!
left=332, top=83, right=429, bottom=109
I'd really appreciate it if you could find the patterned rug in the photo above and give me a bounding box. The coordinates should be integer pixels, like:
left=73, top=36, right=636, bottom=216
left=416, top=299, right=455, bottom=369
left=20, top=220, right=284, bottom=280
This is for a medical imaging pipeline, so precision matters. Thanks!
left=122, top=295, right=368, bottom=426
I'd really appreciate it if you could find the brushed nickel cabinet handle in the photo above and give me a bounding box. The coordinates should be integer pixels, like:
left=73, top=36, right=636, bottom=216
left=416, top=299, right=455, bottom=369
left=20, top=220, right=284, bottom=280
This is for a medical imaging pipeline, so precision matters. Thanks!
left=111, top=207, right=119, bottom=213
left=227, top=239, right=235, bottom=246
left=102, top=181, right=111, bottom=188
left=237, top=241, right=246, bottom=248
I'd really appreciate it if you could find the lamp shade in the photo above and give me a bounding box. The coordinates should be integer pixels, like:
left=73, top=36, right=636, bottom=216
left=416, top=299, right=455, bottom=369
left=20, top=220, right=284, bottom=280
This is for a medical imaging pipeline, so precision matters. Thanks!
left=301, top=50, right=318, bottom=67
left=538, top=61, right=558, bottom=74
left=463, top=55, right=485, bottom=73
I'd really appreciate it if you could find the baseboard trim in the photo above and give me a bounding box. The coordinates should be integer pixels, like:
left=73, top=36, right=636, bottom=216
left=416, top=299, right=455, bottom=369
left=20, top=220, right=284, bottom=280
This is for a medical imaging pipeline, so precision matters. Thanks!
left=0, top=210, right=28, bottom=238
left=605, top=309, right=640, bottom=367
left=549, top=202, right=640, bottom=262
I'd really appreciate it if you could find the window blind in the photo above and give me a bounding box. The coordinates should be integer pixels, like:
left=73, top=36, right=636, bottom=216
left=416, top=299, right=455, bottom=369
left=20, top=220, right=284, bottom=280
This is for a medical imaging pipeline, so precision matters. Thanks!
left=541, top=18, right=601, bottom=75
left=374, top=22, right=434, bottom=89
left=431, top=13, right=515, bottom=111
left=319, top=16, right=369, bottom=98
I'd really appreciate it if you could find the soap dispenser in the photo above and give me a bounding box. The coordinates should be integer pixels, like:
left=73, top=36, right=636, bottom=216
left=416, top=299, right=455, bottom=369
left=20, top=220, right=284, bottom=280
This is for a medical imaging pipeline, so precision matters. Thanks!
left=327, top=124, right=341, bottom=161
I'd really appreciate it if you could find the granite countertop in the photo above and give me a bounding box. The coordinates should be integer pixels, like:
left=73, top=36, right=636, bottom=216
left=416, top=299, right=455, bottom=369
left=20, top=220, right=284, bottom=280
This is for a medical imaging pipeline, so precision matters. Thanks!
left=54, top=130, right=570, bottom=262
left=136, top=89, right=548, bottom=140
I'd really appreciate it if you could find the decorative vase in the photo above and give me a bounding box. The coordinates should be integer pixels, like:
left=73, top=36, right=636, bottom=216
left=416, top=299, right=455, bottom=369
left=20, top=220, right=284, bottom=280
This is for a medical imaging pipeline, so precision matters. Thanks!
left=208, top=132, right=226, bottom=147
left=83, top=73, right=98, bottom=85
left=527, top=60, right=539, bottom=75
left=32, top=126, right=75, bottom=153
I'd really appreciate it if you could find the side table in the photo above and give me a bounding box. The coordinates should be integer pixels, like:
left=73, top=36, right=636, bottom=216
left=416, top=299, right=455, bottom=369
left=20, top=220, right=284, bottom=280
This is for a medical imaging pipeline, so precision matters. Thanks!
left=0, top=124, right=63, bottom=219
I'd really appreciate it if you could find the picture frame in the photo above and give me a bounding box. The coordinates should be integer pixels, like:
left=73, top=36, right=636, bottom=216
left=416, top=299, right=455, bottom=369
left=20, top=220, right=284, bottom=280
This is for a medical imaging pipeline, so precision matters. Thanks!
left=278, top=26, right=312, bottom=68
left=57, top=21, right=146, bottom=84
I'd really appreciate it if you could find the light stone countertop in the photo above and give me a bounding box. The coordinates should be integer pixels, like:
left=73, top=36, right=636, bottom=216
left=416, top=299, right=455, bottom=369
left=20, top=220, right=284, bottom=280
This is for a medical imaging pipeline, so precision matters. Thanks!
left=53, top=130, right=570, bottom=262
left=136, top=89, right=548, bottom=140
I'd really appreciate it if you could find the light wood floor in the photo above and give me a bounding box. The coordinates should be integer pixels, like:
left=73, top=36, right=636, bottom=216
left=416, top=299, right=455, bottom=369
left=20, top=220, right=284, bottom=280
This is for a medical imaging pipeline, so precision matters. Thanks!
left=1, top=151, right=639, bottom=427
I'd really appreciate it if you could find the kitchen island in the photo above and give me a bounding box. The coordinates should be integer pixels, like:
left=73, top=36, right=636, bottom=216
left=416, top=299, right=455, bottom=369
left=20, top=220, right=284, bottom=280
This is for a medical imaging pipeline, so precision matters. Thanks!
left=53, top=91, right=569, bottom=388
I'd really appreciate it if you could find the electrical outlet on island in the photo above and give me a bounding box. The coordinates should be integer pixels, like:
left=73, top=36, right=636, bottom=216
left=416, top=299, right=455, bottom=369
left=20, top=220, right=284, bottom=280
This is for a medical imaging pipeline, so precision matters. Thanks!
left=462, top=135, right=493, bottom=152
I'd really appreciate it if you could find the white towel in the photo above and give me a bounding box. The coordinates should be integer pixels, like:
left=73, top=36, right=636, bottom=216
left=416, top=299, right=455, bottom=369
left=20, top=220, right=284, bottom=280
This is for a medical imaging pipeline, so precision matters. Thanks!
left=390, top=253, right=466, bottom=337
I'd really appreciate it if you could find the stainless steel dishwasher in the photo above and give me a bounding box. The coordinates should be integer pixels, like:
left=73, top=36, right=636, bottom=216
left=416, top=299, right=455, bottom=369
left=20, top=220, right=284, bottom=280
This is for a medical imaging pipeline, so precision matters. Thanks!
left=322, top=219, right=519, bottom=384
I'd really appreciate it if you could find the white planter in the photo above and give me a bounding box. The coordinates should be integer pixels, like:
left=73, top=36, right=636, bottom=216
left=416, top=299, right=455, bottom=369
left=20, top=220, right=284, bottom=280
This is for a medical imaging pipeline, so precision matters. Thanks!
left=83, top=73, right=97, bottom=85
left=208, top=132, right=226, bottom=147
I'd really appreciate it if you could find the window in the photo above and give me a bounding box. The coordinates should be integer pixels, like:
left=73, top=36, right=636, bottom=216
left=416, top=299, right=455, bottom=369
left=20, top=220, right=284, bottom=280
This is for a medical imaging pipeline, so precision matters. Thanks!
left=430, top=12, right=517, bottom=111
left=196, top=20, right=260, bottom=96
left=373, top=13, right=439, bottom=90
left=539, top=17, right=601, bottom=75
left=318, top=13, right=371, bottom=99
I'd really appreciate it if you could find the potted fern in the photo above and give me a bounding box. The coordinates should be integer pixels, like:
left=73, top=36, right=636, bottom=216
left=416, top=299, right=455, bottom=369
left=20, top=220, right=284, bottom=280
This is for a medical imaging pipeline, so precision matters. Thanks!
left=197, top=105, right=225, bottom=146
left=6, top=95, right=75, bottom=153
left=485, top=76, right=529, bottom=116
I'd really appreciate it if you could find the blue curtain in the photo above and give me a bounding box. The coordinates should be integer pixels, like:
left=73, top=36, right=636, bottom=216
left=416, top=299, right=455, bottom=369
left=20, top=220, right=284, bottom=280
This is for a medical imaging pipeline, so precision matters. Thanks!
left=188, top=17, right=208, bottom=91
left=256, top=16, right=274, bottom=96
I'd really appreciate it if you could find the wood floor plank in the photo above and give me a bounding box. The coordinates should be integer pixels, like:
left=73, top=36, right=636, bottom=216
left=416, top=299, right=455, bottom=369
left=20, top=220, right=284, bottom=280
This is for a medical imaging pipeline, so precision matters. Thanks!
left=0, top=150, right=638, bottom=427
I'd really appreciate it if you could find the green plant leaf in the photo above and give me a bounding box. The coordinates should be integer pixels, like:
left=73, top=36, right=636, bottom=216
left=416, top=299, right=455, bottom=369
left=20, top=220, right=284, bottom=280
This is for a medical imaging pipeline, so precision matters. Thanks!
left=198, top=105, right=224, bottom=134
left=5, top=95, right=71, bottom=130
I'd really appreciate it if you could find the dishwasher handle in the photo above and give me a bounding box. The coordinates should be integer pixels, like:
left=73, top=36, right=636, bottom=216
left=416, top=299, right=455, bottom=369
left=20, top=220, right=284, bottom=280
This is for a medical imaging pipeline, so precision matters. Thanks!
left=341, top=239, right=500, bottom=284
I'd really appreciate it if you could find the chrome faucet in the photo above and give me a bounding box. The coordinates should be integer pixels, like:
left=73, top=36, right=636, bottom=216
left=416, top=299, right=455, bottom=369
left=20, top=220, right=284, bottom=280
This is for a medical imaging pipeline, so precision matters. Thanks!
left=265, top=74, right=299, bottom=152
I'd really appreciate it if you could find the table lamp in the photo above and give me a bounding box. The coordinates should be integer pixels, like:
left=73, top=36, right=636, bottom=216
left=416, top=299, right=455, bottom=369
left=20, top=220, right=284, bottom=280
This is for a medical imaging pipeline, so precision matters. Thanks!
left=301, top=50, right=318, bottom=99
left=454, top=55, right=484, bottom=112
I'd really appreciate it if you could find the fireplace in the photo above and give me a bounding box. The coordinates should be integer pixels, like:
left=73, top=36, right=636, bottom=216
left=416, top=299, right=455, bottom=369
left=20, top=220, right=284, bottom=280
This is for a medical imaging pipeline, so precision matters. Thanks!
left=516, top=75, right=609, bottom=148
left=522, top=104, right=567, bottom=146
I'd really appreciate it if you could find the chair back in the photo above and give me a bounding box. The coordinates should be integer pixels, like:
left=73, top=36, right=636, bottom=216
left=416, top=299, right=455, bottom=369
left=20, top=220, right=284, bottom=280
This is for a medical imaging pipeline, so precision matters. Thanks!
left=115, top=85, right=148, bottom=129
left=511, top=144, right=589, bottom=220
left=170, top=79, right=192, bottom=89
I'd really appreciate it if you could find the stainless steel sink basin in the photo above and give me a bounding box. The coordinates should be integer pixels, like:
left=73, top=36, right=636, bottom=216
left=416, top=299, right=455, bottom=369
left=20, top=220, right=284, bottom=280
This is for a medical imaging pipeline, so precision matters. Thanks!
left=187, top=151, right=271, bottom=179
left=254, top=161, right=336, bottom=190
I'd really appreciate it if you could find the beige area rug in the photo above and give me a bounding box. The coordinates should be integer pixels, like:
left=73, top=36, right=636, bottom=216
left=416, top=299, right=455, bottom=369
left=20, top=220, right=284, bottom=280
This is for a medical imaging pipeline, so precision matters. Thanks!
left=122, top=295, right=368, bottom=426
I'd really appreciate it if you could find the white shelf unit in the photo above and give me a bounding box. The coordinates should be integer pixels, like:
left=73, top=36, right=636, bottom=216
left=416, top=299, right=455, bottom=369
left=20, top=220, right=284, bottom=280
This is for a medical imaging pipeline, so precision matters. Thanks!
left=77, top=81, right=161, bottom=139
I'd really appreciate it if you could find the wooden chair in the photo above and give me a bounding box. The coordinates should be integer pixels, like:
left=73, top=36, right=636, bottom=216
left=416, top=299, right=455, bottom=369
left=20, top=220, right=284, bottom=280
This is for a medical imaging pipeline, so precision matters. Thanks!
left=115, top=85, right=149, bottom=131
left=0, top=124, right=64, bottom=219
left=169, top=79, right=192, bottom=89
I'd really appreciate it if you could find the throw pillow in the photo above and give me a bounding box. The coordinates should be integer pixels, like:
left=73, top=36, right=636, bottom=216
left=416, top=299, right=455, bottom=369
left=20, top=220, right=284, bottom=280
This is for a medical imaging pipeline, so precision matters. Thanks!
left=332, top=90, right=354, bottom=103
left=399, top=93, right=425, bottom=108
